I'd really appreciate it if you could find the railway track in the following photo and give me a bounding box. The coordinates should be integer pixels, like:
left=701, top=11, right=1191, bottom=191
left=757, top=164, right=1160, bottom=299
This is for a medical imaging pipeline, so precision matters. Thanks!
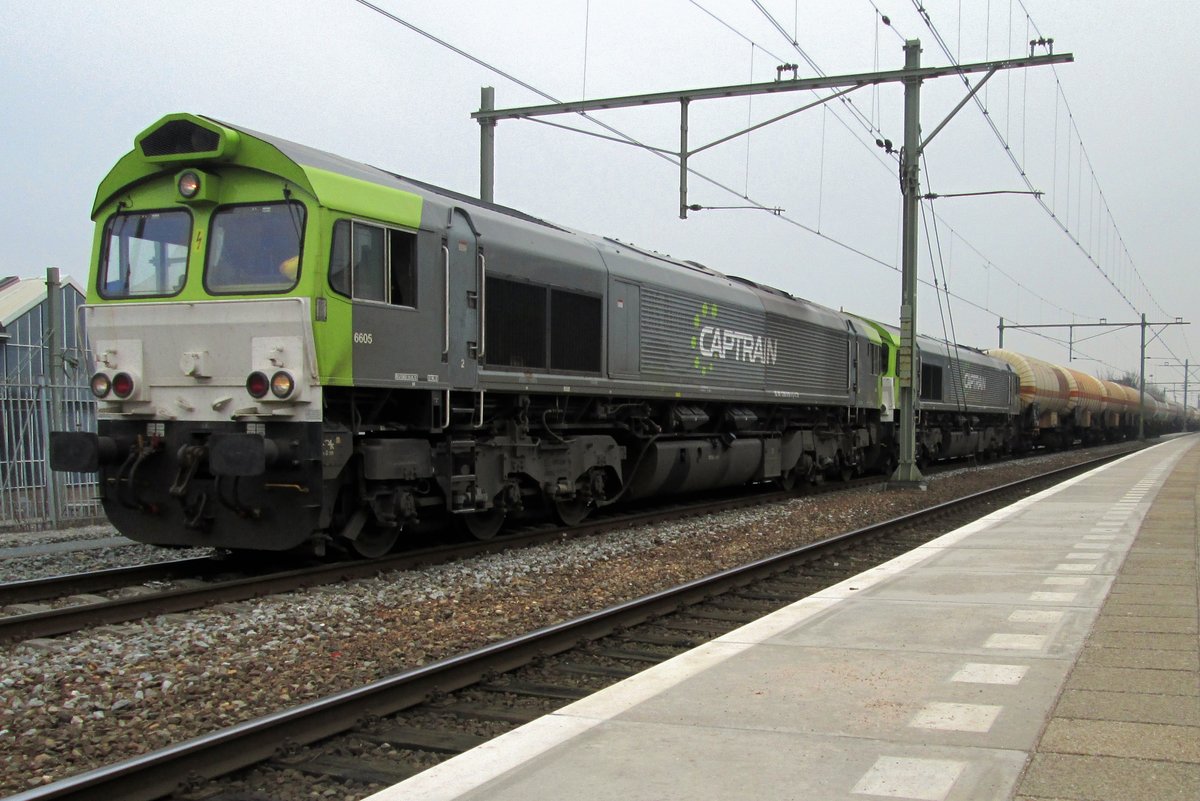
left=6, top=449, right=1130, bottom=801
left=0, top=557, right=217, bottom=607
left=0, top=467, right=881, bottom=644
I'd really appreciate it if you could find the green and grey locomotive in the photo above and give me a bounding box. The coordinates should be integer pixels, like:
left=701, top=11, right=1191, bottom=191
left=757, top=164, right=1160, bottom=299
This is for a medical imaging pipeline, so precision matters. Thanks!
left=58, top=113, right=1108, bottom=557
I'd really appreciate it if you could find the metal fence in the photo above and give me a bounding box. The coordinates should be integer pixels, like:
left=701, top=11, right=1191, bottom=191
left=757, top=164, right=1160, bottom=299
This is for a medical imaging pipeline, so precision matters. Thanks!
left=1, top=345, right=101, bottom=531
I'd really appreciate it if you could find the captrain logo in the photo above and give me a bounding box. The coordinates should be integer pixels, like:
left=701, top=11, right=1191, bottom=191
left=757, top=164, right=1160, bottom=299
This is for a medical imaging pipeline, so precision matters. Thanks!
left=691, top=303, right=717, bottom=375
left=690, top=303, right=779, bottom=375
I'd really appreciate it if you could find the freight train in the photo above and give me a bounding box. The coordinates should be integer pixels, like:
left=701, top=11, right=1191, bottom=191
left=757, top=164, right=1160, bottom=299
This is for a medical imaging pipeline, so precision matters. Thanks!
left=49, top=114, right=1183, bottom=556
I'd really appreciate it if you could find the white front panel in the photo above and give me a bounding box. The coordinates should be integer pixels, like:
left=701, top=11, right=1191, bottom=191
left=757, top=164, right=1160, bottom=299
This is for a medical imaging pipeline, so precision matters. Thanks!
left=85, top=298, right=321, bottom=422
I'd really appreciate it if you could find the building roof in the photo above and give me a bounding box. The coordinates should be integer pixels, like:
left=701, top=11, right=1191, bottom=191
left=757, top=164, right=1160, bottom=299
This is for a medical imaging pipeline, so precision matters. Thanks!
left=0, top=275, right=86, bottom=330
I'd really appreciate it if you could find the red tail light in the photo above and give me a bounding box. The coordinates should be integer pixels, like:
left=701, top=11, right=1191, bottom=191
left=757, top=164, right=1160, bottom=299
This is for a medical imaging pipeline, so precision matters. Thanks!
left=112, top=372, right=135, bottom=399
left=246, top=371, right=270, bottom=399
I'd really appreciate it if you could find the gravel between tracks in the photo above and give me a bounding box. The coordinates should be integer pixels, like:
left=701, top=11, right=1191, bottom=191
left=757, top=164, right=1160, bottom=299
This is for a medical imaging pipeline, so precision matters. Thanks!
left=0, top=445, right=1145, bottom=795
left=0, top=524, right=211, bottom=583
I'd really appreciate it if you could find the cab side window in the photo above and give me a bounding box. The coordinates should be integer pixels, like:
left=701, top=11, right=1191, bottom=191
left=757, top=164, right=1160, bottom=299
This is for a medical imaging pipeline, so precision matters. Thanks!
left=353, top=224, right=386, bottom=302
left=329, top=220, right=417, bottom=306
left=867, top=343, right=883, bottom=375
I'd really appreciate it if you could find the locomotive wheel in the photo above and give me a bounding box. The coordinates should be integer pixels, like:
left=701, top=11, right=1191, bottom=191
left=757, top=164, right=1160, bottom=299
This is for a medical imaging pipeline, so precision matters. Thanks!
left=351, top=526, right=400, bottom=558
left=552, top=496, right=592, bottom=527
left=459, top=507, right=506, bottom=540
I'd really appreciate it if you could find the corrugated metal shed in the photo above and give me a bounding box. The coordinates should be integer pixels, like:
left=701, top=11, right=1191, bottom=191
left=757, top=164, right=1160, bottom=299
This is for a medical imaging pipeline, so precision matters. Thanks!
left=1, top=273, right=99, bottom=529
left=0, top=275, right=86, bottom=331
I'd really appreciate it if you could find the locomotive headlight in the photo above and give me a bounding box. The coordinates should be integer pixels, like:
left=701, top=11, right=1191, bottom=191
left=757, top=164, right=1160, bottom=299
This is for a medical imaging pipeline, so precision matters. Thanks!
left=246, top=371, right=270, bottom=399
left=269, top=371, right=295, bottom=399
left=90, top=373, right=112, bottom=399
left=174, top=168, right=219, bottom=204
left=178, top=171, right=201, bottom=198
left=112, top=372, right=135, bottom=399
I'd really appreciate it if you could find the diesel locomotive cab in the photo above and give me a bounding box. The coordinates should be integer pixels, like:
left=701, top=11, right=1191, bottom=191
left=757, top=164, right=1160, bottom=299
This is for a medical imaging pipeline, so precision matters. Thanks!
left=51, top=118, right=326, bottom=551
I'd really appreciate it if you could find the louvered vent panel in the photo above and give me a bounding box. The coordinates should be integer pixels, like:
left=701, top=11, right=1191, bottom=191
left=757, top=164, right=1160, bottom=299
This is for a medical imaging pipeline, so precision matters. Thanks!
left=925, top=358, right=1014, bottom=413
left=640, top=287, right=768, bottom=387
left=140, top=120, right=220, bottom=157
left=765, top=314, right=849, bottom=402
left=485, top=277, right=546, bottom=369
left=550, top=289, right=601, bottom=373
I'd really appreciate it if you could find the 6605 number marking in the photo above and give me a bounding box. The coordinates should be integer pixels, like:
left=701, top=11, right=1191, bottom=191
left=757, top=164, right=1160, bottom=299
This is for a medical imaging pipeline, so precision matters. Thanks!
left=353, top=331, right=373, bottom=344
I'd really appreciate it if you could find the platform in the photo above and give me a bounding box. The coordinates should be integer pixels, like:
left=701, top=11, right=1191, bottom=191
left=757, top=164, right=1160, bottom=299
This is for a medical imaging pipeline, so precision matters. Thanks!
left=367, top=435, right=1200, bottom=801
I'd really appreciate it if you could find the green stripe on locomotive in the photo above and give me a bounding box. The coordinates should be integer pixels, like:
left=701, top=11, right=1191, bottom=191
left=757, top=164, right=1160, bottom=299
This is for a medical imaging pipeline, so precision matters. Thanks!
left=847, top=312, right=900, bottom=405
left=848, top=314, right=899, bottom=378
left=87, top=113, right=425, bottom=389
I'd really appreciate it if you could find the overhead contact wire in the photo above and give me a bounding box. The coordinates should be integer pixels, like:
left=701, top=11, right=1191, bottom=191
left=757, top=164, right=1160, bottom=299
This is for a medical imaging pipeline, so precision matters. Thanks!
left=352, top=0, right=1124, bottom=357
left=912, top=0, right=1153, bottom=319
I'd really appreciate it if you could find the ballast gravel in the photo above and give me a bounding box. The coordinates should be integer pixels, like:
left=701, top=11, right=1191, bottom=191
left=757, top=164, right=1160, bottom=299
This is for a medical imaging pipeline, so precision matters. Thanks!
left=0, top=445, right=1143, bottom=795
left=0, top=524, right=210, bottom=583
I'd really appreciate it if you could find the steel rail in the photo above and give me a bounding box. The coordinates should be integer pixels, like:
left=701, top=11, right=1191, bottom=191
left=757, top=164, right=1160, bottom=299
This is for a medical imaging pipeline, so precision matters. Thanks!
left=0, top=557, right=216, bottom=606
left=4, top=450, right=1130, bottom=801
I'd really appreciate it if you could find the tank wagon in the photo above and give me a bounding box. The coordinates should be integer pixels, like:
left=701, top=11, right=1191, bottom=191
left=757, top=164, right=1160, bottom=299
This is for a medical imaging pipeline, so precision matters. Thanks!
left=1100, top=379, right=1141, bottom=434
left=49, top=114, right=1172, bottom=556
left=1062, top=367, right=1106, bottom=443
left=986, top=348, right=1077, bottom=448
left=988, top=349, right=1179, bottom=446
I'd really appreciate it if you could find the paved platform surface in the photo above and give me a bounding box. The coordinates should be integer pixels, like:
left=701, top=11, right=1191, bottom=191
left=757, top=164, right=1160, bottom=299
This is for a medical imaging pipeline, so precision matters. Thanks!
left=368, top=435, right=1200, bottom=801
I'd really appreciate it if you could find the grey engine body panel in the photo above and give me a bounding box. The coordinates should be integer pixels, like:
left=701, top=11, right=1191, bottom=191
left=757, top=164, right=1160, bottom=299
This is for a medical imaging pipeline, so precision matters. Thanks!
left=915, top=335, right=1019, bottom=416
left=246, top=122, right=948, bottom=413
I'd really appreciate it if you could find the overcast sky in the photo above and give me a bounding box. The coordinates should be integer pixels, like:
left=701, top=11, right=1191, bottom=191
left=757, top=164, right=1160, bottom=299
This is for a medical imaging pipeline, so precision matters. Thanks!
left=2, top=1, right=1195, bottom=396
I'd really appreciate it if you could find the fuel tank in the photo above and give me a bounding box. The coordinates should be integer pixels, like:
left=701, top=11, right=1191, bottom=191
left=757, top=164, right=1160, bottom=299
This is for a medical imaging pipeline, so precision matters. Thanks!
left=624, top=438, right=765, bottom=499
